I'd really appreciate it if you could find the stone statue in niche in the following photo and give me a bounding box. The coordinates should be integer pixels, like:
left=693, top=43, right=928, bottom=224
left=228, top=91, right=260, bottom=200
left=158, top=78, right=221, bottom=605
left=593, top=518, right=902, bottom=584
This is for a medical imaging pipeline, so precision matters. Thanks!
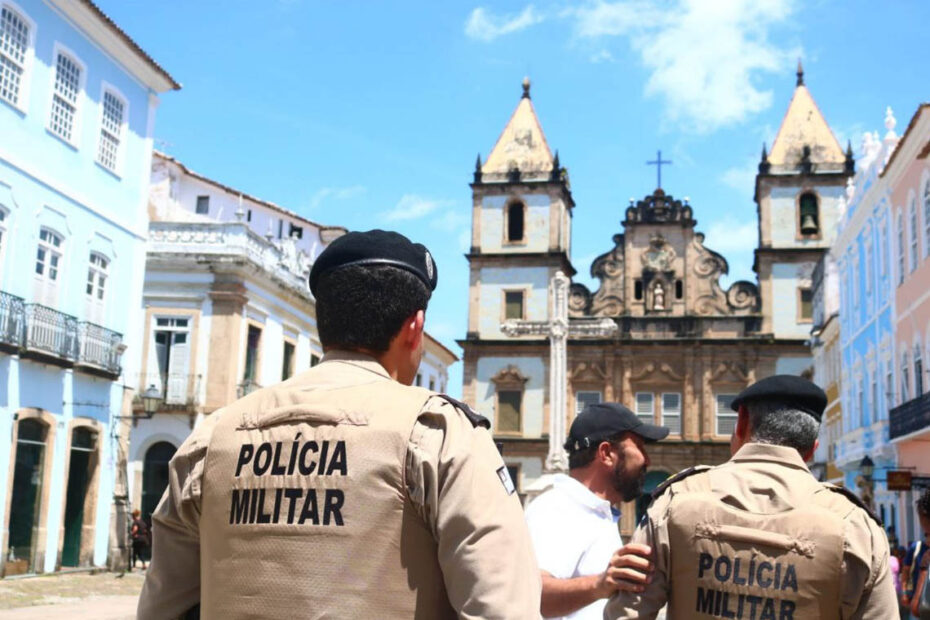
left=653, top=282, right=666, bottom=310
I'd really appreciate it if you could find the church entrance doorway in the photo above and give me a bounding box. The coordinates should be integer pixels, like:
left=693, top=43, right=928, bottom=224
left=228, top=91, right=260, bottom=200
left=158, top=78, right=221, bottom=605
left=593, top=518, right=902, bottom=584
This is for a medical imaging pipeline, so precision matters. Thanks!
left=635, top=470, right=670, bottom=524
left=6, top=419, right=49, bottom=576
left=61, top=427, right=98, bottom=567
left=142, top=442, right=176, bottom=522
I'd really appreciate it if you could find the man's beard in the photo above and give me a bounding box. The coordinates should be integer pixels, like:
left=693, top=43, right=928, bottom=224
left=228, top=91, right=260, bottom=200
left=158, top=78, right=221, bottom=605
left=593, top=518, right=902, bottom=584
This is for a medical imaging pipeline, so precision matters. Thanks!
left=612, top=458, right=646, bottom=503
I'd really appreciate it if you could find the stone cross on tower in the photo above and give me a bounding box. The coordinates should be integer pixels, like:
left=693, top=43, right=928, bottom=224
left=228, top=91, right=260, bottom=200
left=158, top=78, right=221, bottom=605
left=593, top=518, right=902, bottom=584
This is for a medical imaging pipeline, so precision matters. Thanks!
left=502, top=271, right=618, bottom=472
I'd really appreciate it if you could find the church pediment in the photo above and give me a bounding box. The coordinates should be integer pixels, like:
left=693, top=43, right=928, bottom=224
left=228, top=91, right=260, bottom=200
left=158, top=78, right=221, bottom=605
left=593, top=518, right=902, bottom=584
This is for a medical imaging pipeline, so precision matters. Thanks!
left=490, top=365, right=529, bottom=386
left=569, top=362, right=607, bottom=383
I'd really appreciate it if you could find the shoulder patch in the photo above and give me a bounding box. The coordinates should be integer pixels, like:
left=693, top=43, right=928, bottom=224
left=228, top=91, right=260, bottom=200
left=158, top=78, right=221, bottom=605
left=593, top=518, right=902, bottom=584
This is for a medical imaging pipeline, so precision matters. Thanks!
left=821, top=483, right=884, bottom=529
left=651, top=465, right=713, bottom=501
left=435, top=394, right=491, bottom=429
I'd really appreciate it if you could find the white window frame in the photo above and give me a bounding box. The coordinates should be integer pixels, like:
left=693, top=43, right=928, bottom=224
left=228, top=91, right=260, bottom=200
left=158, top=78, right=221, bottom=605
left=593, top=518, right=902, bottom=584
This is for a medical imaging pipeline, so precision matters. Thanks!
left=47, top=43, right=86, bottom=147
left=901, top=350, right=910, bottom=403
left=634, top=392, right=654, bottom=424
left=924, top=182, right=930, bottom=259
left=95, top=82, right=128, bottom=175
left=864, top=240, right=873, bottom=296
left=661, top=392, right=681, bottom=435
left=897, top=212, right=906, bottom=285
left=909, top=199, right=919, bottom=273
left=0, top=1, right=36, bottom=113
left=915, top=342, right=924, bottom=397
left=575, top=390, right=602, bottom=415
left=85, top=251, right=108, bottom=300
left=715, top=393, right=738, bottom=436
left=0, top=205, right=8, bottom=266
left=35, top=226, right=63, bottom=283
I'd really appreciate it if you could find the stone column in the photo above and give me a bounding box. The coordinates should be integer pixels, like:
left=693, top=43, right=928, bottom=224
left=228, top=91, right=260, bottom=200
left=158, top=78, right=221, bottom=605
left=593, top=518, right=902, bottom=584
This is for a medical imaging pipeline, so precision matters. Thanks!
left=205, top=281, right=247, bottom=411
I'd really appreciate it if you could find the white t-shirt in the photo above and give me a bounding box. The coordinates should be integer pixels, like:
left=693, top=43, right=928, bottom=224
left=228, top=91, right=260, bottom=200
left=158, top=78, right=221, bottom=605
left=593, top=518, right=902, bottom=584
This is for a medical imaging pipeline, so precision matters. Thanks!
left=524, top=473, right=623, bottom=620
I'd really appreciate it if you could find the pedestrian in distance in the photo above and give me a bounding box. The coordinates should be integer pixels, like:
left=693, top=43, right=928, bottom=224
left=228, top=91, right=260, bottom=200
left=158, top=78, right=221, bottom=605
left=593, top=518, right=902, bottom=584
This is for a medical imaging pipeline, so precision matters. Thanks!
left=905, top=504, right=930, bottom=617
left=136, top=229, right=541, bottom=619
left=524, top=402, right=666, bottom=619
left=910, top=488, right=930, bottom=619
left=604, top=374, right=897, bottom=619
left=129, top=509, right=149, bottom=571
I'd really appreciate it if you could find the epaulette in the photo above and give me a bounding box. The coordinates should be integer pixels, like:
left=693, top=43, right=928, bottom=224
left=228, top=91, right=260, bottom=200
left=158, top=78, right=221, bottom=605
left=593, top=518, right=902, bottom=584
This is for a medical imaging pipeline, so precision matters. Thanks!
left=436, top=394, right=491, bottom=429
left=651, top=465, right=713, bottom=502
left=822, top=483, right=884, bottom=529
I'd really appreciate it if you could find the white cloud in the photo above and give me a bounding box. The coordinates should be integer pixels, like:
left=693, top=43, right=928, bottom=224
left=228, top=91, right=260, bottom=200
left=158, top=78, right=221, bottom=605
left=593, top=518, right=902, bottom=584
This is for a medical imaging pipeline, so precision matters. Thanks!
left=308, top=185, right=366, bottom=211
left=589, top=49, right=615, bottom=63
left=383, top=194, right=450, bottom=221
left=702, top=216, right=758, bottom=255
left=465, top=5, right=544, bottom=42
left=720, top=156, right=759, bottom=193
left=568, top=0, right=799, bottom=133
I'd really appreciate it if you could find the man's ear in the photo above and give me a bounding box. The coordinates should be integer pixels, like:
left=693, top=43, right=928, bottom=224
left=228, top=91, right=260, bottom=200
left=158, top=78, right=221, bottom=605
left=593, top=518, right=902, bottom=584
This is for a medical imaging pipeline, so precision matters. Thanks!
left=403, top=309, right=425, bottom=350
left=597, top=440, right=615, bottom=466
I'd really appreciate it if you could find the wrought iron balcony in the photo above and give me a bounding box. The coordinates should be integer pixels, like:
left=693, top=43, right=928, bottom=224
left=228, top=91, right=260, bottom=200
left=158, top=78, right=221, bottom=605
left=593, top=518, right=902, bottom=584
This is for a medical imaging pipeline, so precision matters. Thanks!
left=76, top=321, right=123, bottom=375
left=0, top=290, right=25, bottom=347
left=136, top=372, right=203, bottom=409
left=890, top=391, right=930, bottom=440
left=237, top=379, right=262, bottom=398
left=23, top=303, right=79, bottom=361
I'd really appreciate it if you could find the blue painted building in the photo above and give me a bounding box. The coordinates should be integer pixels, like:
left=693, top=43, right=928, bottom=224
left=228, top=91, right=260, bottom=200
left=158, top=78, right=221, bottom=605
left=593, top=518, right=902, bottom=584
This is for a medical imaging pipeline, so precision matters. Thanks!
left=834, top=111, right=901, bottom=533
left=0, top=0, right=178, bottom=575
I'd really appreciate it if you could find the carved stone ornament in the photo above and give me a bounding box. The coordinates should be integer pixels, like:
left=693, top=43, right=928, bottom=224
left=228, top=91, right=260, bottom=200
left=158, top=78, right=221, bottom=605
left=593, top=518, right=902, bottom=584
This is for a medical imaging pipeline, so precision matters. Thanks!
left=642, top=234, right=676, bottom=272
left=570, top=362, right=607, bottom=383
left=491, top=365, right=529, bottom=386
left=587, top=234, right=625, bottom=317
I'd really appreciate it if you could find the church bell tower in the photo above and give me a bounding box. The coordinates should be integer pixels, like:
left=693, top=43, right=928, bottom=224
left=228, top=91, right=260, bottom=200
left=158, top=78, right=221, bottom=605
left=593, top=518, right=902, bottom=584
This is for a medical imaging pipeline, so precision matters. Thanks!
left=755, top=62, right=854, bottom=361
left=460, top=78, right=574, bottom=489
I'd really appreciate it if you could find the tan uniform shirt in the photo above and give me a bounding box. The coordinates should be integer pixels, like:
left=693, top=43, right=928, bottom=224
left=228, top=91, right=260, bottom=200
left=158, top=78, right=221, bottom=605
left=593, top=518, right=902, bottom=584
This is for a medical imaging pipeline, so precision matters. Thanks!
left=137, top=351, right=541, bottom=619
left=604, top=443, right=896, bottom=620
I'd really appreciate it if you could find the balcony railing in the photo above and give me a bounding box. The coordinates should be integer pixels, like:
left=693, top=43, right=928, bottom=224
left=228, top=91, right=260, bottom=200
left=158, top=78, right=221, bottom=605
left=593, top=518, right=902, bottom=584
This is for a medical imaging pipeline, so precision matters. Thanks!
left=138, top=372, right=202, bottom=408
left=889, top=391, right=930, bottom=440
left=0, top=293, right=124, bottom=376
left=77, top=322, right=123, bottom=374
left=24, top=303, right=79, bottom=360
left=237, top=379, right=262, bottom=398
left=0, top=290, right=25, bottom=347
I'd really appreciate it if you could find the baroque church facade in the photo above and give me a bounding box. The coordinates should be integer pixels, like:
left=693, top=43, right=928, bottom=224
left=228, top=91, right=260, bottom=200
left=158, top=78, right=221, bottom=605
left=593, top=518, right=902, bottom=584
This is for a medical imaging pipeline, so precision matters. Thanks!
left=460, top=69, right=853, bottom=536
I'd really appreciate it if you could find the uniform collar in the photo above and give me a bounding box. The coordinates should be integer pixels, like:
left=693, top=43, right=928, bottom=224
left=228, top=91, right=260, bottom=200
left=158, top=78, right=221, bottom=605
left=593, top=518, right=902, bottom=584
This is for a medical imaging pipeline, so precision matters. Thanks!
left=731, top=442, right=811, bottom=471
left=553, top=473, right=615, bottom=518
left=320, top=350, right=392, bottom=379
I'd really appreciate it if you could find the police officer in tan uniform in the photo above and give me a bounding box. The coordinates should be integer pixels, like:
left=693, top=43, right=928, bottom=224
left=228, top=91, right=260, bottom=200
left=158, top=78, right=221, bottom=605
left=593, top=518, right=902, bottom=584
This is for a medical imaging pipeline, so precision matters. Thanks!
left=137, top=229, right=541, bottom=619
left=604, top=375, right=897, bottom=619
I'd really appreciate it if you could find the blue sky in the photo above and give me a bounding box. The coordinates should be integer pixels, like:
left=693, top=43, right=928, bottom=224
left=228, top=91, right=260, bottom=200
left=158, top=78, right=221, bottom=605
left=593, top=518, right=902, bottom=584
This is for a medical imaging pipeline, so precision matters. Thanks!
left=99, top=0, right=930, bottom=396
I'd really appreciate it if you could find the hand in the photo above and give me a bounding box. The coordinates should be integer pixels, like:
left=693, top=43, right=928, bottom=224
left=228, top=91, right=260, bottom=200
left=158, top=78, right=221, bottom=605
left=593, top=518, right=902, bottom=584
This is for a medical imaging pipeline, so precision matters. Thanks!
left=595, top=543, right=654, bottom=597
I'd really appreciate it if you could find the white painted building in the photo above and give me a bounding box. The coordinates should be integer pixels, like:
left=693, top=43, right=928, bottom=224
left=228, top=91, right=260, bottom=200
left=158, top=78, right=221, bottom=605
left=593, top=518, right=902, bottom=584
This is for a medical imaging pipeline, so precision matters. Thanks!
left=129, top=154, right=458, bottom=523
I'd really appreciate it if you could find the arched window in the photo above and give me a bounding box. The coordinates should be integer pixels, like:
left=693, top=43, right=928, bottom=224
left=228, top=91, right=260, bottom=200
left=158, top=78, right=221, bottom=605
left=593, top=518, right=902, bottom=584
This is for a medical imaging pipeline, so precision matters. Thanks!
left=8, top=418, right=48, bottom=574
left=506, top=201, right=524, bottom=242
left=909, top=199, right=919, bottom=272
left=915, top=343, right=924, bottom=397
left=799, top=192, right=819, bottom=236
left=142, top=442, right=177, bottom=522
left=0, top=206, right=8, bottom=263
left=901, top=351, right=910, bottom=402
left=49, top=49, right=83, bottom=143
left=34, top=227, right=64, bottom=307
left=62, top=426, right=98, bottom=567
left=0, top=5, right=31, bottom=107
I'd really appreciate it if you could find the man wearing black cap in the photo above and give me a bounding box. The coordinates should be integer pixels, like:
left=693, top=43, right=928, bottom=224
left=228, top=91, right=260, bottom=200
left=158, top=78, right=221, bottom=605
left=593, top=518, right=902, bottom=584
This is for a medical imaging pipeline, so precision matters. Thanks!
left=524, top=402, right=668, bottom=619
left=604, top=374, right=897, bottom=619
left=138, top=230, right=541, bottom=619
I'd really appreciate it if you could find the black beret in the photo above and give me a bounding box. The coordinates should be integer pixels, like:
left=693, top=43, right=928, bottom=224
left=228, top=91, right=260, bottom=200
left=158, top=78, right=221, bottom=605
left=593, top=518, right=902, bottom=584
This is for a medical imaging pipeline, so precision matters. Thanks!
left=730, top=374, right=827, bottom=422
left=565, top=402, right=669, bottom=452
left=308, top=229, right=437, bottom=296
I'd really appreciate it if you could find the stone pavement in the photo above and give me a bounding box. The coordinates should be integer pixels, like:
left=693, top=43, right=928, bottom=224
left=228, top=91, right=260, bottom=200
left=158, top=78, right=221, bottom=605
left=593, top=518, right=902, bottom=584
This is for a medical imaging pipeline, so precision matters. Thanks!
left=0, top=571, right=144, bottom=619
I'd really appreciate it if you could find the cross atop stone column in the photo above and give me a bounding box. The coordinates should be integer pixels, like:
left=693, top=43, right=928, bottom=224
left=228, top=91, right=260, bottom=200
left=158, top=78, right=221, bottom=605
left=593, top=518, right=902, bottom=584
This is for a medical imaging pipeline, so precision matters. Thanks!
left=502, top=271, right=618, bottom=472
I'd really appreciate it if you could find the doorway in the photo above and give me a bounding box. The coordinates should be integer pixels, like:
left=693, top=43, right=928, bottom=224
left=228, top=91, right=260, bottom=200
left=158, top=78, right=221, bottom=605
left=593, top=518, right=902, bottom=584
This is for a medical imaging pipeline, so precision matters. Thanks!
left=5, top=419, right=48, bottom=576
left=61, top=427, right=98, bottom=567
left=142, top=442, right=177, bottom=523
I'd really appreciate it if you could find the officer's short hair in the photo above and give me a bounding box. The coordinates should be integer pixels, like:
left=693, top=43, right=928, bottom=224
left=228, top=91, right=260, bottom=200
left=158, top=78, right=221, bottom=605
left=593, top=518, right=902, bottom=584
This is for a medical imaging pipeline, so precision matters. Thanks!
left=315, top=264, right=430, bottom=353
left=567, top=432, right=625, bottom=470
left=745, top=401, right=819, bottom=455
left=918, top=488, right=930, bottom=518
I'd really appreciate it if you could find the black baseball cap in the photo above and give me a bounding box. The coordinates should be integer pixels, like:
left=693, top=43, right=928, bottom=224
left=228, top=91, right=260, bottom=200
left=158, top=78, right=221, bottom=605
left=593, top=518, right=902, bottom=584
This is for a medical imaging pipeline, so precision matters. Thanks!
left=730, top=374, right=827, bottom=422
left=565, top=402, right=669, bottom=452
left=308, top=229, right=437, bottom=297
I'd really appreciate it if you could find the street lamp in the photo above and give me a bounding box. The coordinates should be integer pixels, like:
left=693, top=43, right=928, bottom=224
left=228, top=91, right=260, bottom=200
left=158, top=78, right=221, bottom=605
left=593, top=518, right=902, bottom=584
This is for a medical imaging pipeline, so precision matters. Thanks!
left=857, top=455, right=876, bottom=513
left=141, top=384, right=162, bottom=419
left=859, top=455, right=875, bottom=478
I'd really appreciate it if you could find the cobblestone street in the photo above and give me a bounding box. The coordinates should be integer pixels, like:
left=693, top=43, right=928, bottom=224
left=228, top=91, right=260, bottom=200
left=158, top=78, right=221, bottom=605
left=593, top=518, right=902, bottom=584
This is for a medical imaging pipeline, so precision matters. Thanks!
left=0, top=571, right=143, bottom=619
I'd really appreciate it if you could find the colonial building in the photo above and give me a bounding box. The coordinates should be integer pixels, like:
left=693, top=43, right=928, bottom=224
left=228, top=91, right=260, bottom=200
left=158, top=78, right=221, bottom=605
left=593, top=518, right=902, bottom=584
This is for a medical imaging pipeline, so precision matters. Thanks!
left=810, top=251, right=844, bottom=485
left=833, top=107, right=901, bottom=538
left=0, top=0, right=177, bottom=576
left=461, top=72, right=849, bottom=535
left=884, top=103, right=930, bottom=545
left=130, top=153, right=458, bottom=525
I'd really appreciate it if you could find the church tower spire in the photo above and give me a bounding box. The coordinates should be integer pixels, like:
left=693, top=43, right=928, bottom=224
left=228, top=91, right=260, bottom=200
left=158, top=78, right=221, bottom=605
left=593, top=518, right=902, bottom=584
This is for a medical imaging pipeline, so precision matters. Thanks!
left=754, top=63, right=852, bottom=344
